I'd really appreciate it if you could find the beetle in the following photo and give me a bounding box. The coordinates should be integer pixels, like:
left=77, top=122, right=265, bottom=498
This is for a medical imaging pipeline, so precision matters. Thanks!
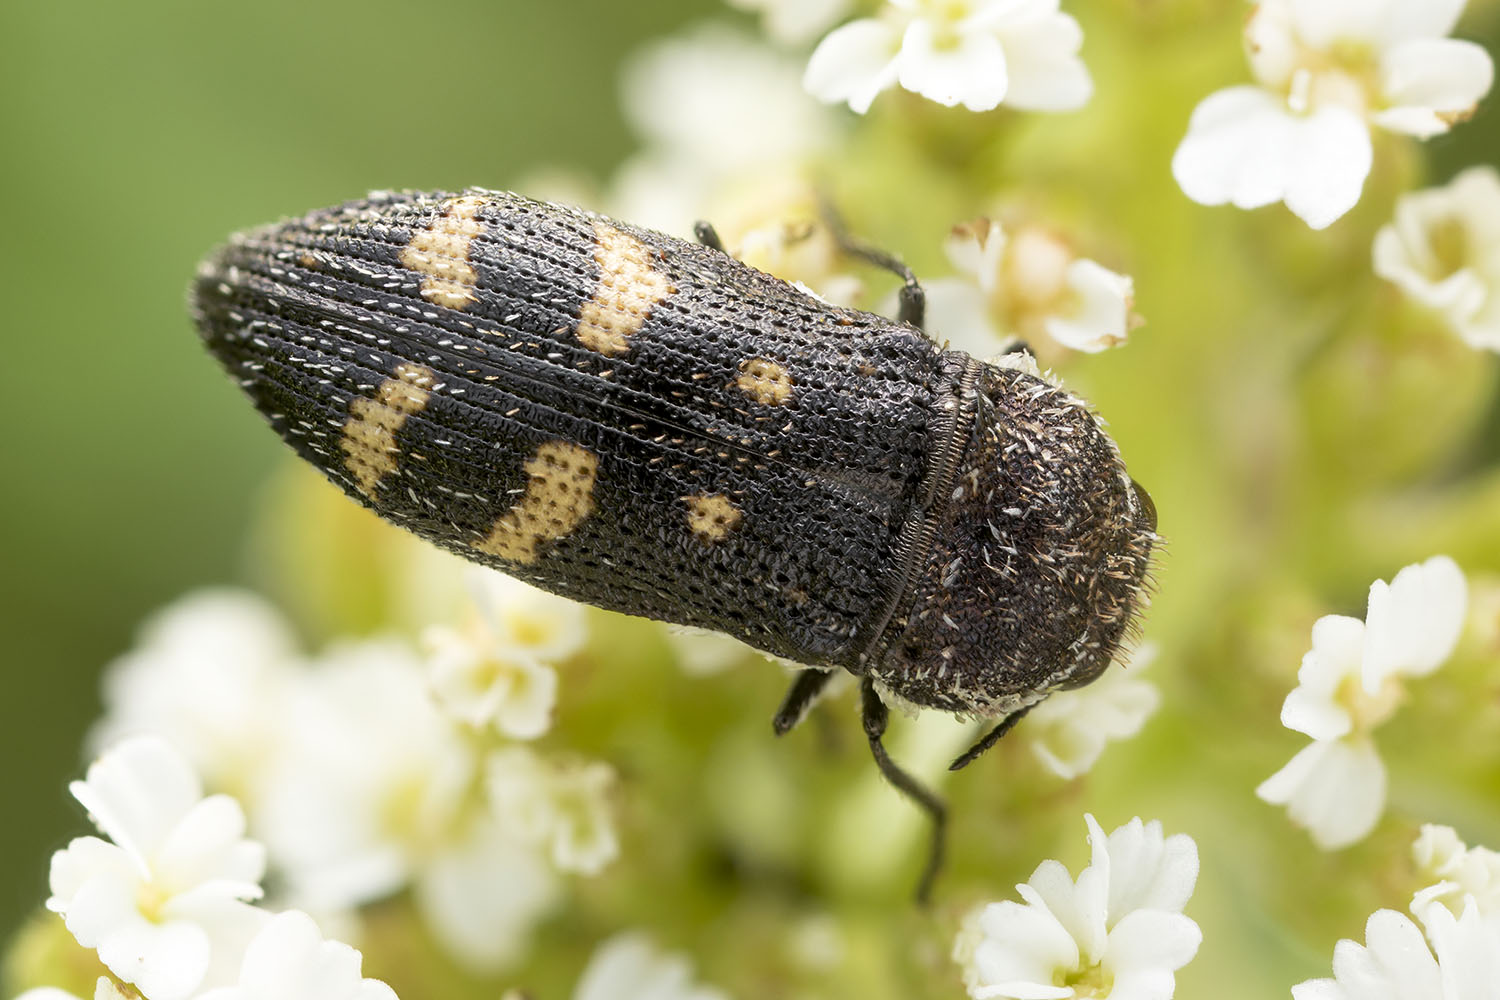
left=192, top=189, right=1158, bottom=900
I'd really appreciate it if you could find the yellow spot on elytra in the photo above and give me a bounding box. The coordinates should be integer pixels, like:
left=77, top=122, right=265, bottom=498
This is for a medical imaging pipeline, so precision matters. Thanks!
left=400, top=195, right=488, bottom=310
left=342, top=363, right=436, bottom=497
left=475, top=441, right=599, bottom=564
left=735, top=357, right=793, bottom=405
left=575, top=224, right=675, bottom=356
left=683, top=493, right=741, bottom=543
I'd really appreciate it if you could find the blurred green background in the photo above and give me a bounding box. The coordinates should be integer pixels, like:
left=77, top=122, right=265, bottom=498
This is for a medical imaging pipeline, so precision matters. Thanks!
left=4, top=1, right=1500, bottom=996
left=0, top=0, right=711, bottom=944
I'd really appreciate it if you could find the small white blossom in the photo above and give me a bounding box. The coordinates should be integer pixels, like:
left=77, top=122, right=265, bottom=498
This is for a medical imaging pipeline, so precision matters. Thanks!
left=47, top=738, right=268, bottom=1000
left=487, top=747, right=619, bottom=876
left=805, top=0, right=1092, bottom=114
left=727, top=0, right=851, bottom=45
left=1258, top=557, right=1467, bottom=849
left=466, top=570, right=588, bottom=663
left=954, top=815, right=1201, bottom=1000
left=196, top=910, right=397, bottom=1000
left=89, top=590, right=298, bottom=796
left=663, top=626, right=756, bottom=677
left=423, top=626, right=557, bottom=740
left=1411, top=825, right=1500, bottom=927
left=1374, top=167, right=1500, bottom=351
left=1173, top=0, right=1495, bottom=229
left=612, top=26, right=835, bottom=235
left=1025, top=644, right=1160, bottom=780
left=250, top=640, right=560, bottom=971
left=1292, top=903, right=1500, bottom=1000
left=926, top=218, right=1135, bottom=357
left=573, top=933, right=729, bottom=1000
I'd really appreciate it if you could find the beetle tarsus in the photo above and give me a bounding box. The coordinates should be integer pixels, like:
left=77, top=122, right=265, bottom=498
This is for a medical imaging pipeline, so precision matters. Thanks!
left=949, top=703, right=1034, bottom=771
left=860, top=677, right=946, bottom=904
left=693, top=220, right=725, bottom=252
left=773, top=668, right=836, bottom=735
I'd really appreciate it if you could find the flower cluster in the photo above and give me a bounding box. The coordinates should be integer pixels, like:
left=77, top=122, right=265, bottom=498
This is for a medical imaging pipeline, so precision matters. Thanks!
left=1257, top=556, right=1468, bottom=849
left=1292, top=825, right=1500, bottom=1000
left=954, top=815, right=1201, bottom=1000
left=1173, top=0, right=1494, bottom=229
left=38, top=737, right=395, bottom=1000
left=83, top=578, right=614, bottom=973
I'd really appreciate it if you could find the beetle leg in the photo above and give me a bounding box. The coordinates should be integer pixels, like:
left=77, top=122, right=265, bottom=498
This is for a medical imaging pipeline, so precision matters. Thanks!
left=860, top=677, right=946, bottom=904
left=693, top=220, right=725, bottom=252
left=948, top=703, right=1035, bottom=771
left=772, top=668, right=836, bottom=735
left=818, top=195, right=926, bottom=330
left=996, top=337, right=1034, bottom=358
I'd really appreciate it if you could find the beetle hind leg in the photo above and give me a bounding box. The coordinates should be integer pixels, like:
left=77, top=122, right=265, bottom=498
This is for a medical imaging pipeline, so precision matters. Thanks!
left=860, top=677, right=946, bottom=904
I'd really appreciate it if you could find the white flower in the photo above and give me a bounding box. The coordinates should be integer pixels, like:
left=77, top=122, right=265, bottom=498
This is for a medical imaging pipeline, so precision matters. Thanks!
left=1173, top=0, right=1495, bottom=229
left=1292, top=903, right=1500, bottom=1000
left=573, top=933, right=729, bottom=1000
left=466, top=570, right=588, bottom=663
left=89, top=590, right=298, bottom=797
left=196, top=911, right=397, bottom=1000
left=611, top=25, right=836, bottom=235
left=926, top=218, right=1135, bottom=356
left=1258, top=556, right=1467, bottom=849
left=662, top=626, right=757, bottom=677
left=805, top=0, right=1092, bottom=114
left=487, top=747, right=619, bottom=876
left=727, top=0, right=851, bottom=45
left=253, top=640, right=472, bottom=910
left=423, top=626, right=557, bottom=739
left=1025, top=643, right=1160, bottom=780
left=1375, top=167, right=1500, bottom=351
left=954, top=815, right=1201, bottom=1000
left=46, top=737, right=268, bottom=1000
left=410, top=817, right=560, bottom=972
left=1411, top=825, right=1500, bottom=927
left=250, top=640, right=560, bottom=971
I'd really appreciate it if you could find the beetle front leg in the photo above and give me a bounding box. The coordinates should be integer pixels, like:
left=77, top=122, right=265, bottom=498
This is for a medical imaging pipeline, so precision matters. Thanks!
left=772, top=668, right=836, bottom=735
left=860, top=677, right=946, bottom=904
left=949, top=703, right=1034, bottom=771
left=693, top=220, right=725, bottom=252
left=818, top=195, right=926, bottom=330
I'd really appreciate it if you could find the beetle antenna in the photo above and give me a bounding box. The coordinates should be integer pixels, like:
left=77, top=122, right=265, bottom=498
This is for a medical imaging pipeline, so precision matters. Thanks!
left=860, top=677, right=946, bottom=904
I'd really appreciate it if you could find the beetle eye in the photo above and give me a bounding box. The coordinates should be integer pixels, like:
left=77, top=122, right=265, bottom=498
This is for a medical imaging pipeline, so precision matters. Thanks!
left=1130, top=478, right=1157, bottom=534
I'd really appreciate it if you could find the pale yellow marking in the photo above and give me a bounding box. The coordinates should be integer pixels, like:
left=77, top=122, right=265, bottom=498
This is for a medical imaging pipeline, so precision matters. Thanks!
left=683, top=493, right=741, bottom=543
left=735, top=357, right=793, bottom=405
left=400, top=195, right=488, bottom=310
left=575, top=224, right=675, bottom=356
left=341, top=363, right=436, bottom=497
left=475, top=441, right=599, bottom=564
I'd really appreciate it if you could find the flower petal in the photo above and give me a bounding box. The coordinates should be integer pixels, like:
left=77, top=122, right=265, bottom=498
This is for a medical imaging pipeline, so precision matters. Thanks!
left=1257, top=737, right=1386, bottom=849
left=1043, top=258, right=1132, bottom=352
left=70, top=737, right=203, bottom=867
left=1362, top=555, right=1467, bottom=691
left=1374, top=38, right=1495, bottom=138
left=96, top=918, right=211, bottom=1000
left=804, top=19, right=902, bottom=113
left=993, top=10, right=1092, bottom=111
